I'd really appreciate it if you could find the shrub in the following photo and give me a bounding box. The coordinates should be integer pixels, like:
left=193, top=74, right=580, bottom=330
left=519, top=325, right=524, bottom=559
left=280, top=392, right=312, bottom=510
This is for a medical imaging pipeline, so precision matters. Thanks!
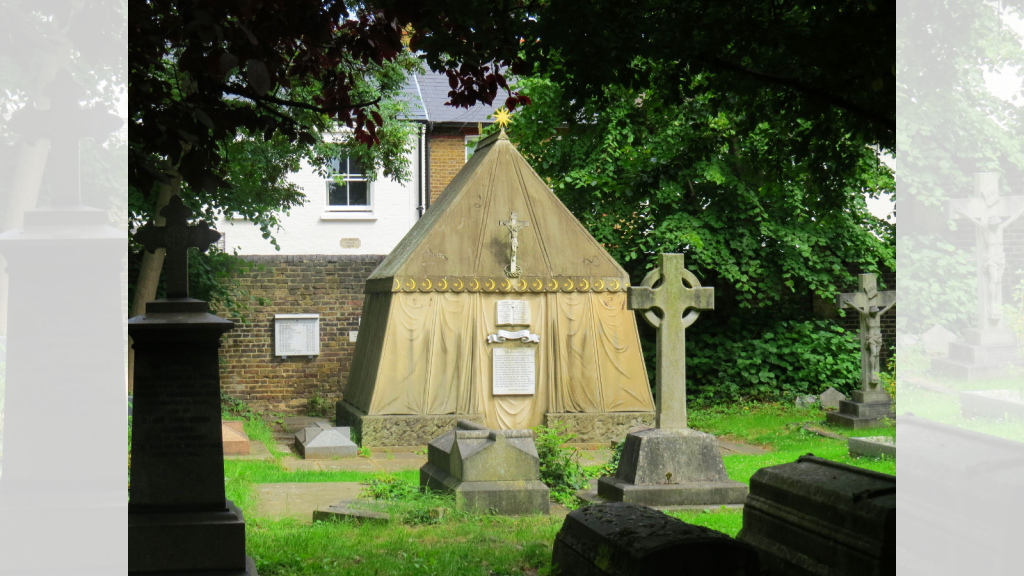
left=360, top=472, right=418, bottom=501
left=688, top=320, right=861, bottom=404
left=533, top=422, right=588, bottom=508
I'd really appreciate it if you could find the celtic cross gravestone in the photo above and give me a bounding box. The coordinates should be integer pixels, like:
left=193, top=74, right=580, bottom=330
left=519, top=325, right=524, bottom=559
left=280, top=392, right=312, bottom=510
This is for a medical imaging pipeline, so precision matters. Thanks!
left=627, top=253, right=714, bottom=430
left=134, top=195, right=222, bottom=298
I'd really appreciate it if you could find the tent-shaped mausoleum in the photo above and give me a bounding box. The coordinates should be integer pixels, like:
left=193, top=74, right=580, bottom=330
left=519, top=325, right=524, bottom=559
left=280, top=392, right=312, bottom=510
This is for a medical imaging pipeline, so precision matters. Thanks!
left=337, top=130, right=655, bottom=446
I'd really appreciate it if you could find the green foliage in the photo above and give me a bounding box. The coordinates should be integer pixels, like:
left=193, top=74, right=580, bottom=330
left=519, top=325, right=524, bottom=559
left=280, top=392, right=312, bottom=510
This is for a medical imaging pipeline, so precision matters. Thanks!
left=1003, top=276, right=1024, bottom=360
left=359, top=473, right=419, bottom=502
left=895, top=235, right=977, bottom=335
left=532, top=422, right=588, bottom=508
left=306, top=392, right=331, bottom=418
left=128, top=415, right=133, bottom=495
left=688, top=321, right=862, bottom=404
left=221, top=392, right=257, bottom=421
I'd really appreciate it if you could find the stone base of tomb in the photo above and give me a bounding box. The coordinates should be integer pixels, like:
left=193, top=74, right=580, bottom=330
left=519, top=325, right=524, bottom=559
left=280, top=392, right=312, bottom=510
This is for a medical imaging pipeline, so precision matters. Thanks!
left=825, top=390, right=896, bottom=430
left=931, top=328, right=1022, bottom=381
left=595, top=427, right=748, bottom=508
left=129, top=500, right=258, bottom=575
left=337, top=401, right=656, bottom=447
left=336, top=401, right=486, bottom=447
left=543, top=411, right=655, bottom=444
left=421, top=462, right=551, bottom=516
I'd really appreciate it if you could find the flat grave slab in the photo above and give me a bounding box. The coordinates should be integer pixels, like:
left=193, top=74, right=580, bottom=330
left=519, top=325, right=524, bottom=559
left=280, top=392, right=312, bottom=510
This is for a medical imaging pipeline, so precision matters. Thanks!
left=222, top=420, right=251, bottom=456
left=254, top=482, right=363, bottom=521
left=295, top=422, right=359, bottom=459
left=313, top=501, right=390, bottom=525
left=849, top=436, right=896, bottom=459
left=961, top=389, right=1024, bottom=421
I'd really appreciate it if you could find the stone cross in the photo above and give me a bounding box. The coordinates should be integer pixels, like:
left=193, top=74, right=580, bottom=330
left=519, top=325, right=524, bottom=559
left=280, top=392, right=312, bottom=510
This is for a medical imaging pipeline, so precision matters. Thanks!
left=499, top=211, right=529, bottom=277
left=134, top=196, right=221, bottom=299
left=7, top=68, right=122, bottom=206
left=627, top=254, right=714, bottom=430
left=949, top=173, right=1024, bottom=330
left=837, top=274, right=897, bottom=399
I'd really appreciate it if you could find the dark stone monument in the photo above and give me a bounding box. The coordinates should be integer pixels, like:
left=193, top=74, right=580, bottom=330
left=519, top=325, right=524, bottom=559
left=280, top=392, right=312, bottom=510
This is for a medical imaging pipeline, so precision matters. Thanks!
left=420, top=419, right=549, bottom=515
left=551, top=502, right=760, bottom=576
left=0, top=69, right=126, bottom=575
left=128, top=197, right=257, bottom=575
left=737, top=455, right=895, bottom=576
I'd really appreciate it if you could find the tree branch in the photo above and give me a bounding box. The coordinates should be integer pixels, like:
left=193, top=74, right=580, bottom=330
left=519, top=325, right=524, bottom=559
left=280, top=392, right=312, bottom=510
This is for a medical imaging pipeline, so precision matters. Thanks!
left=223, top=86, right=382, bottom=114
left=701, top=57, right=895, bottom=135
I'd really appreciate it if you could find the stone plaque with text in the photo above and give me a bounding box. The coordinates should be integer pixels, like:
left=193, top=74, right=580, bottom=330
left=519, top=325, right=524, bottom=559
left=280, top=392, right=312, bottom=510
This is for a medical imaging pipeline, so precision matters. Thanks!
left=497, top=300, right=531, bottom=325
left=275, top=314, right=320, bottom=357
left=493, top=347, right=536, bottom=395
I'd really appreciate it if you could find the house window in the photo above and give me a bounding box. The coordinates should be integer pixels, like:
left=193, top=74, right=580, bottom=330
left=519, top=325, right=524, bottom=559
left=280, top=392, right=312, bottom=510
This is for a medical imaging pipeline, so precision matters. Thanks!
left=326, top=155, right=370, bottom=210
left=465, top=135, right=480, bottom=161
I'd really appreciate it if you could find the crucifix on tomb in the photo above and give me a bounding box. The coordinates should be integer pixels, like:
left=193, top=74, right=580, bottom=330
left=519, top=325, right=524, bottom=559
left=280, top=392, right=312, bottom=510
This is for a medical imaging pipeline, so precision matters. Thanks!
left=627, top=253, right=714, bottom=430
left=949, top=173, right=1024, bottom=330
left=134, top=195, right=222, bottom=299
left=499, top=211, right=529, bottom=278
left=837, top=274, right=897, bottom=401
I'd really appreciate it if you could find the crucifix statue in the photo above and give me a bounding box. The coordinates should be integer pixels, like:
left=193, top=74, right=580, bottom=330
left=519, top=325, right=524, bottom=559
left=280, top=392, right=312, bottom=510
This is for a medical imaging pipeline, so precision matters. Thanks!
left=627, top=253, right=714, bottom=430
left=837, top=274, right=897, bottom=400
left=134, top=196, right=222, bottom=299
left=949, top=173, right=1024, bottom=329
left=499, top=211, right=529, bottom=278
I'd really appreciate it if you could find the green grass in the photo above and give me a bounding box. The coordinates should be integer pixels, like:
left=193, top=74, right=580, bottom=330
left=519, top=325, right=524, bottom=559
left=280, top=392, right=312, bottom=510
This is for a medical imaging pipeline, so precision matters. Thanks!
left=224, top=402, right=896, bottom=575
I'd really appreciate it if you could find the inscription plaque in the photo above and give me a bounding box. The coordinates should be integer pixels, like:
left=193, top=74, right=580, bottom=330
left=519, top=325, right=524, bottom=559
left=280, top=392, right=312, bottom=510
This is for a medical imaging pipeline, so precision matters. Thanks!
left=497, top=300, right=531, bottom=325
left=275, top=314, right=320, bottom=357
left=493, top=347, right=536, bottom=396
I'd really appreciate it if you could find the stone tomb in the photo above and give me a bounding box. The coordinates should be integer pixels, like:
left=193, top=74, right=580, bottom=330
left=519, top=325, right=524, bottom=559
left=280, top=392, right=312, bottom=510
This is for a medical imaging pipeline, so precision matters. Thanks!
left=222, top=421, right=251, bottom=456
left=737, top=455, right=895, bottom=576
left=597, top=427, right=748, bottom=507
left=896, top=415, right=1024, bottom=576
left=294, top=422, right=358, bottom=459
left=960, top=389, right=1024, bottom=421
left=551, top=502, right=760, bottom=576
left=848, top=436, right=896, bottom=459
left=419, top=419, right=549, bottom=515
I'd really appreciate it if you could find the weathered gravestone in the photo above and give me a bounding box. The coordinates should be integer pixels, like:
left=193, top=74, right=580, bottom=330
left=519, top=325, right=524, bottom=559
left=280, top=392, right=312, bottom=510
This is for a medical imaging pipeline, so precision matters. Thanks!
left=294, top=422, right=358, bottom=459
left=595, top=254, right=747, bottom=507
left=920, top=324, right=957, bottom=356
left=933, top=173, right=1024, bottom=380
left=551, top=502, right=760, bottom=576
left=419, top=419, right=549, bottom=515
left=795, top=394, right=817, bottom=409
left=128, top=197, right=257, bottom=575
left=737, top=455, right=895, bottom=576
left=0, top=69, right=126, bottom=575
left=896, top=415, right=1024, bottom=576
left=827, top=274, right=897, bottom=429
left=819, top=387, right=846, bottom=410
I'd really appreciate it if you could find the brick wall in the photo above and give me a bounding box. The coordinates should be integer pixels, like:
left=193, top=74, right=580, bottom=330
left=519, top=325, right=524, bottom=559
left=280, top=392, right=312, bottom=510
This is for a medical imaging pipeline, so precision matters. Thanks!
left=216, top=254, right=384, bottom=413
left=429, top=134, right=469, bottom=203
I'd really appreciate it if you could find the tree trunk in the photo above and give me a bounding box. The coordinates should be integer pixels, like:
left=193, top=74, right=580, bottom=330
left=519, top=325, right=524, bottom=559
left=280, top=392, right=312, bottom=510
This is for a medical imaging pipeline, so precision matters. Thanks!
left=127, top=171, right=181, bottom=394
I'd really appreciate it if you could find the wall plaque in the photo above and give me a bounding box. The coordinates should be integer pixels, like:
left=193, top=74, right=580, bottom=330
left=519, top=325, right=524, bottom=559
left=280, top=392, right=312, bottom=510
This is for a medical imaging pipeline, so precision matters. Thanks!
left=340, top=238, right=361, bottom=248
left=275, top=314, right=320, bottom=357
left=492, top=347, right=536, bottom=396
left=497, top=300, right=531, bottom=325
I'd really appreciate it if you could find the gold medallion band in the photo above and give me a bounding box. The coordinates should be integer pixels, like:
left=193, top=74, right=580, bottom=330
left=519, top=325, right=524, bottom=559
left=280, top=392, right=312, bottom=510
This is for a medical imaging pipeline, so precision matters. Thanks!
left=366, top=276, right=628, bottom=294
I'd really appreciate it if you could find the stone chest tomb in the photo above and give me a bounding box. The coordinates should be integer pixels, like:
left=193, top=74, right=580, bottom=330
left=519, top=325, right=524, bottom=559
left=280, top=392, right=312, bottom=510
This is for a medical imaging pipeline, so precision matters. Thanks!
left=420, top=419, right=549, bottom=515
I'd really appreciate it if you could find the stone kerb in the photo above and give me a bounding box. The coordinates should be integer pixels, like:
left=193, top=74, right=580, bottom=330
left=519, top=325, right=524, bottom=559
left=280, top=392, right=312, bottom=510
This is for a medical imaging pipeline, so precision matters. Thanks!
left=420, top=420, right=549, bottom=515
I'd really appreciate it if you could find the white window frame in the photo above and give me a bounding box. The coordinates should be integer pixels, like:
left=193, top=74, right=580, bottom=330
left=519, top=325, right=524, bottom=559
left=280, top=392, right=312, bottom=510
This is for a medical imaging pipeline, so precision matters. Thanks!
left=325, top=155, right=373, bottom=212
left=465, top=135, right=481, bottom=161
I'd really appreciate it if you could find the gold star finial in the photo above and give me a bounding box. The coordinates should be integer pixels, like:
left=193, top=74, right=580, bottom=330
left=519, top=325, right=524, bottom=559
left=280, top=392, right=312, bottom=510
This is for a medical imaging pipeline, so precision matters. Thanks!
left=493, top=107, right=512, bottom=128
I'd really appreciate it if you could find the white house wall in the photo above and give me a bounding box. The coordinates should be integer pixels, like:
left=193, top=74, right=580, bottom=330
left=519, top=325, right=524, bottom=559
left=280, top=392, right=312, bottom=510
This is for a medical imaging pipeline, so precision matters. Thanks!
left=216, top=137, right=421, bottom=256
